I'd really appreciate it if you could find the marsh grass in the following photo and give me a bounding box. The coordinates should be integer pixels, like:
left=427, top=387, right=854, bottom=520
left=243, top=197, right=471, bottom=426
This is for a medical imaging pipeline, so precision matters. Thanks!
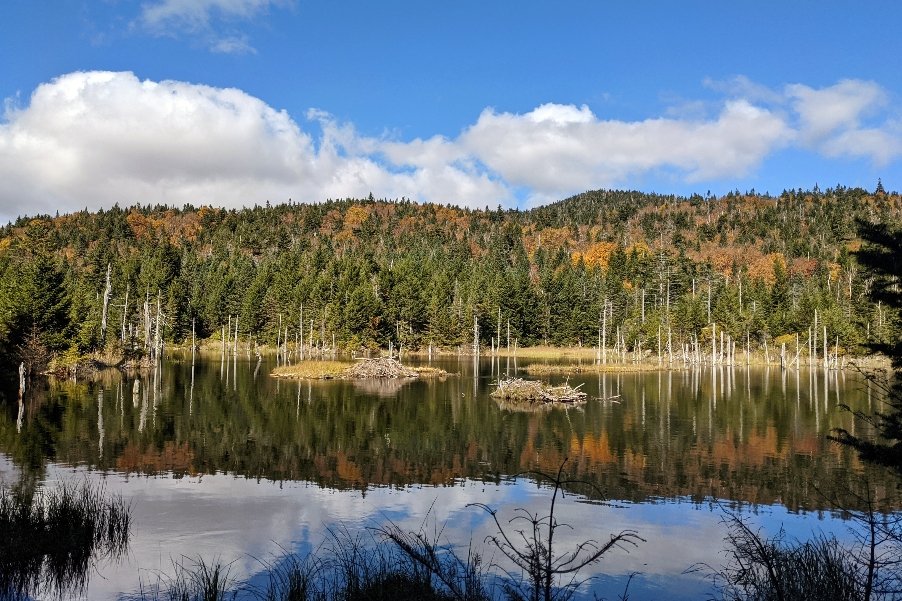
left=271, top=360, right=449, bottom=380
left=0, top=480, right=131, bottom=600
left=136, top=558, right=236, bottom=601
left=270, top=361, right=352, bottom=380
left=523, top=363, right=663, bottom=376
left=251, top=552, right=322, bottom=601
left=158, top=526, right=484, bottom=601
left=696, top=511, right=902, bottom=601
left=411, top=365, right=452, bottom=377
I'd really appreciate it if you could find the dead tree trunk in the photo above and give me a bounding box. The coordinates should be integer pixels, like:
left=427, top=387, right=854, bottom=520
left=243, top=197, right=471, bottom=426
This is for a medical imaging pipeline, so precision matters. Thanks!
left=154, top=290, right=162, bottom=361
left=601, top=299, right=607, bottom=365
left=120, top=284, right=129, bottom=344
left=497, top=307, right=502, bottom=357
left=143, top=292, right=151, bottom=352
left=101, top=263, right=112, bottom=343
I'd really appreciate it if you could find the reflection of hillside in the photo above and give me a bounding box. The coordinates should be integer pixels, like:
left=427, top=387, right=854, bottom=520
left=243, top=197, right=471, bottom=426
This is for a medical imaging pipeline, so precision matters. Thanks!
left=0, top=361, right=894, bottom=511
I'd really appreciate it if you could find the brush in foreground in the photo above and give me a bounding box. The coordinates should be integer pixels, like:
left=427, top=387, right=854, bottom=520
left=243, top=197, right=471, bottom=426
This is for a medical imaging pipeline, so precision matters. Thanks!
left=490, top=377, right=588, bottom=405
left=0, top=481, right=131, bottom=600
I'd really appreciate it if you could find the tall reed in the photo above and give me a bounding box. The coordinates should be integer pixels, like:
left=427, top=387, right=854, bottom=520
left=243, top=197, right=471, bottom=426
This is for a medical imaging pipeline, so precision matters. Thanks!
left=0, top=480, right=131, bottom=600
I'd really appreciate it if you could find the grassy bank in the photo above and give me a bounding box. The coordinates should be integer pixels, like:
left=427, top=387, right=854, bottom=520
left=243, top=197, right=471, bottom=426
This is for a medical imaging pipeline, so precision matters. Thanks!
left=154, top=339, right=892, bottom=374
left=271, top=360, right=352, bottom=379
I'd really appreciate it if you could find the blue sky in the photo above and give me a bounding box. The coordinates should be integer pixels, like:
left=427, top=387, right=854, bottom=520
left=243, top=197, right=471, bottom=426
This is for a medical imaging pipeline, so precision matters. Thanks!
left=1, top=1, right=900, bottom=221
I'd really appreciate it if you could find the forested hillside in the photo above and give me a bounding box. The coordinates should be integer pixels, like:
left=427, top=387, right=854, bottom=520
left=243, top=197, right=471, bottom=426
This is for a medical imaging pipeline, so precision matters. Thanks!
left=0, top=185, right=899, bottom=372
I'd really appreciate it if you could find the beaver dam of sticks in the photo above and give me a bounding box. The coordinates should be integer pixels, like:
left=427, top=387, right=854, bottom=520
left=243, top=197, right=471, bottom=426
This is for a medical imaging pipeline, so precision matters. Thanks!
left=271, top=357, right=449, bottom=380
left=490, top=377, right=588, bottom=408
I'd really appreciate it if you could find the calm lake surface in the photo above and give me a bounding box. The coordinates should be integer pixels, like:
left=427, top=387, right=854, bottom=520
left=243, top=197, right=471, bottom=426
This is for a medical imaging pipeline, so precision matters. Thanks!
left=1, top=355, right=897, bottom=600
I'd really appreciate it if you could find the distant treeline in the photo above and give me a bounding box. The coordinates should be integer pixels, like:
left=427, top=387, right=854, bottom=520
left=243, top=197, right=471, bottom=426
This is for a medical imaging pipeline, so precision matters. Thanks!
left=0, top=185, right=900, bottom=370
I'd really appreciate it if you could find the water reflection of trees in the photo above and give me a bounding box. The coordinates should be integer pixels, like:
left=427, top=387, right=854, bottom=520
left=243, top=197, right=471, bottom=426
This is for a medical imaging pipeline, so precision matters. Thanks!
left=0, top=361, right=895, bottom=512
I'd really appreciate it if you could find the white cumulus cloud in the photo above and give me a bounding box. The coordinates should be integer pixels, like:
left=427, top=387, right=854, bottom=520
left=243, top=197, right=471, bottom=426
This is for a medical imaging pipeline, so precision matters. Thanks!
left=786, top=79, right=899, bottom=164
left=788, top=79, right=886, bottom=140
left=0, top=71, right=510, bottom=220
left=0, top=71, right=899, bottom=222
left=0, top=71, right=314, bottom=216
left=460, top=99, right=792, bottom=198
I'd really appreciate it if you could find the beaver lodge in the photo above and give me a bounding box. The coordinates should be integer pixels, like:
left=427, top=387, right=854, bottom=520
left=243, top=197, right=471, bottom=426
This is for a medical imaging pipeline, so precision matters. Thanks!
left=490, top=377, right=588, bottom=406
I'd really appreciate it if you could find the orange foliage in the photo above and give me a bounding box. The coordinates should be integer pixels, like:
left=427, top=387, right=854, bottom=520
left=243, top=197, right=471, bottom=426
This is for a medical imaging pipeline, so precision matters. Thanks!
left=572, top=241, right=617, bottom=268
left=396, top=215, right=420, bottom=236
left=694, top=243, right=787, bottom=284
left=791, top=258, right=818, bottom=277
left=336, top=451, right=363, bottom=483
left=434, top=206, right=471, bottom=238
left=115, top=441, right=196, bottom=474
left=320, top=209, right=343, bottom=236
left=744, top=253, right=785, bottom=285
left=333, top=229, right=355, bottom=244
left=568, top=432, right=616, bottom=464
left=170, top=211, right=203, bottom=244
left=126, top=211, right=155, bottom=240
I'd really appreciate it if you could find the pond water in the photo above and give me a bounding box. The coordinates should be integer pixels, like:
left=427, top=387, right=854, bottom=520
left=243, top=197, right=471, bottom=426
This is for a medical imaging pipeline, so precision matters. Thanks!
left=1, top=355, right=897, bottom=600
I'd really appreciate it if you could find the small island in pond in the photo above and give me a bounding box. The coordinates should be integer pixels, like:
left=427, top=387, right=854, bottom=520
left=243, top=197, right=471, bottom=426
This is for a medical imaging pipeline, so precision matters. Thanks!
left=270, top=357, right=449, bottom=380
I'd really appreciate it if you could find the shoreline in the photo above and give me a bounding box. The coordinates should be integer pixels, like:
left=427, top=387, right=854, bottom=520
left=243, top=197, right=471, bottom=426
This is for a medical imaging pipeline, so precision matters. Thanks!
left=146, top=342, right=896, bottom=372
left=41, top=342, right=893, bottom=378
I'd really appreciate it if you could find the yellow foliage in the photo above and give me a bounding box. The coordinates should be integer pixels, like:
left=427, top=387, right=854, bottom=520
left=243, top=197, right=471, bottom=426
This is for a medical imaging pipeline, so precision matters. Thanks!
left=573, top=241, right=617, bottom=268
left=626, top=241, right=650, bottom=257
left=535, top=227, right=571, bottom=249
left=343, top=205, right=370, bottom=230
left=773, top=334, right=797, bottom=346
left=827, top=262, right=842, bottom=282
